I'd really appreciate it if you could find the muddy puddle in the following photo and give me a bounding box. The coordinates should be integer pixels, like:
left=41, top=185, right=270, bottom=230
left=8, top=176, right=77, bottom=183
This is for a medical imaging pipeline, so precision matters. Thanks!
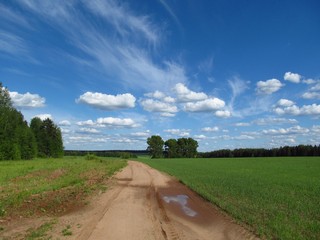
left=162, top=194, right=197, bottom=217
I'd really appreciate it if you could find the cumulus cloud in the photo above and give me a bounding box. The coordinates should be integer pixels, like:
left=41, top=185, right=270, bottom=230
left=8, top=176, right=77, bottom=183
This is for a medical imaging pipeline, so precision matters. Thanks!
left=301, top=92, right=320, bottom=99
left=274, top=103, right=320, bottom=116
left=183, top=98, right=225, bottom=112
left=284, top=72, right=301, bottom=83
left=9, top=91, right=45, bottom=108
left=303, top=79, right=317, bottom=85
left=302, top=83, right=320, bottom=99
left=78, top=128, right=100, bottom=134
left=140, top=99, right=178, bottom=115
left=97, top=117, right=139, bottom=128
left=34, top=114, right=52, bottom=120
left=59, top=120, right=71, bottom=126
left=77, top=120, right=96, bottom=126
left=194, top=134, right=207, bottom=140
left=76, top=92, right=136, bottom=110
left=262, top=126, right=309, bottom=135
left=256, top=79, right=284, bottom=95
left=276, top=99, right=295, bottom=107
left=173, top=83, right=207, bottom=102
left=215, top=110, right=231, bottom=118
left=164, top=129, right=190, bottom=137
left=201, top=126, right=219, bottom=132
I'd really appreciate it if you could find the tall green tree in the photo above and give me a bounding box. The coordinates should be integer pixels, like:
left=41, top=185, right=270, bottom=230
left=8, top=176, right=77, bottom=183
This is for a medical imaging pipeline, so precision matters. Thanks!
left=147, top=135, right=164, bottom=158
left=0, top=83, right=37, bottom=160
left=164, top=139, right=178, bottom=158
left=30, top=117, right=64, bottom=158
left=177, top=138, right=198, bottom=158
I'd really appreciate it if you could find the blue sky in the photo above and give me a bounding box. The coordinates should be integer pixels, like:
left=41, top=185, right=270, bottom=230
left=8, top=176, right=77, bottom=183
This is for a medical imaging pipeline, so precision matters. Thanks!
left=1, top=0, right=320, bottom=151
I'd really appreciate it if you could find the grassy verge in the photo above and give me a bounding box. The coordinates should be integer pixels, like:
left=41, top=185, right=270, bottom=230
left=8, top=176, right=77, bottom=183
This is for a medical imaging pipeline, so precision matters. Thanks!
left=138, top=157, right=320, bottom=240
left=0, top=156, right=126, bottom=219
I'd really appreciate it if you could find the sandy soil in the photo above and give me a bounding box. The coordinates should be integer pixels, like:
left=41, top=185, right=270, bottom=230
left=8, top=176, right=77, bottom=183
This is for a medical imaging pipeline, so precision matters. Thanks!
left=1, top=161, right=259, bottom=240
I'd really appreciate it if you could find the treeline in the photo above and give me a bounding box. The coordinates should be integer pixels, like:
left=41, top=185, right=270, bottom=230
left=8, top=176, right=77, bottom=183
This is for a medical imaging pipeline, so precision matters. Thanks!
left=65, top=150, right=139, bottom=158
left=0, top=83, right=63, bottom=160
left=147, top=135, right=198, bottom=158
left=199, top=145, right=320, bottom=158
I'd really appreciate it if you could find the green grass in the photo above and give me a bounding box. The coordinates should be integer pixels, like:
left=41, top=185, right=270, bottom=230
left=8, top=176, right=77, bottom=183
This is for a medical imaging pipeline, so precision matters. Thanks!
left=0, top=156, right=126, bottom=218
left=138, top=157, right=320, bottom=240
left=25, top=219, right=57, bottom=240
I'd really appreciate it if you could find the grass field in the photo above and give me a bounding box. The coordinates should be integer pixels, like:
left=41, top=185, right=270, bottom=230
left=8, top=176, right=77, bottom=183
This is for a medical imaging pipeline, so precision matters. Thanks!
left=138, top=157, right=320, bottom=240
left=0, top=156, right=126, bottom=219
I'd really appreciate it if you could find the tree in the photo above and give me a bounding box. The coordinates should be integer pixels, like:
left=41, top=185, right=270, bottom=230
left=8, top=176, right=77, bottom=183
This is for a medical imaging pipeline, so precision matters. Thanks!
left=0, top=83, right=37, bottom=160
left=177, top=138, right=198, bottom=158
left=30, top=117, right=64, bottom=158
left=147, top=135, right=164, bottom=158
left=164, top=139, right=178, bottom=158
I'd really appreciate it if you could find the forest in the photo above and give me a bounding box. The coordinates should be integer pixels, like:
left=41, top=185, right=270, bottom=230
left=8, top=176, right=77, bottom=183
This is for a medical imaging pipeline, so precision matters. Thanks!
left=0, top=83, right=63, bottom=160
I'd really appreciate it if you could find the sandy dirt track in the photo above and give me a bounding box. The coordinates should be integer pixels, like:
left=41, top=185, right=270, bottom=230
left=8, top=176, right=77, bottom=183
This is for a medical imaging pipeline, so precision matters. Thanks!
left=66, top=161, right=258, bottom=240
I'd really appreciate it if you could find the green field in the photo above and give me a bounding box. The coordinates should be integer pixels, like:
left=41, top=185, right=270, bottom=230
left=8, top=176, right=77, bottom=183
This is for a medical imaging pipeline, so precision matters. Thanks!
left=0, top=156, right=126, bottom=219
left=138, top=157, right=320, bottom=240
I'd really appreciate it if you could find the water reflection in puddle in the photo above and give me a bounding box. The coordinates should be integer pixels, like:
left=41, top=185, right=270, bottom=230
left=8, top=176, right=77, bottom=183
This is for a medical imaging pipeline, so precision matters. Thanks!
left=163, top=195, right=197, bottom=217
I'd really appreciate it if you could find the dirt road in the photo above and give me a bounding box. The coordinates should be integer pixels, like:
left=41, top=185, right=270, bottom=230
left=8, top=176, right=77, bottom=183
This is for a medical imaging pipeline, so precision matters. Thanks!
left=69, top=161, right=258, bottom=240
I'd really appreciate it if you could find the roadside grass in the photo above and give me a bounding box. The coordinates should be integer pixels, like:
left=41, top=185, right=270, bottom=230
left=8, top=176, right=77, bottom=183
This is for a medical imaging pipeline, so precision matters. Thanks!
left=25, top=219, right=57, bottom=240
left=138, top=157, right=320, bottom=240
left=0, top=156, right=126, bottom=219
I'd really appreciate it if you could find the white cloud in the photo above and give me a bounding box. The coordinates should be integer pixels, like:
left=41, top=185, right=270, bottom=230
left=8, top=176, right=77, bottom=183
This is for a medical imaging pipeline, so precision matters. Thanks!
left=235, top=122, right=250, bottom=127
left=301, top=92, right=320, bottom=99
left=84, top=0, right=160, bottom=44
left=274, top=104, right=320, bottom=116
left=234, top=135, right=255, bottom=140
left=140, top=99, right=178, bottom=115
left=303, top=79, right=317, bottom=85
left=160, top=112, right=176, bottom=117
left=194, top=134, right=207, bottom=140
left=9, top=91, right=45, bottom=108
left=164, top=129, right=190, bottom=137
left=78, top=128, right=100, bottom=134
left=256, top=79, right=284, bottom=95
left=184, top=98, right=225, bottom=112
left=61, top=128, right=71, bottom=134
left=144, top=91, right=175, bottom=103
left=130, top=131, right=150, bottom=137
left=302, top=83, right=320, bottom=99
left=59, top=120, right=71, bottom=126
left=77, top=120, right=96, bottom=126
left=173, top=83, right=207, bottom=102
left=276, top=99, right=295, bottom=107
left=253, top=117, right=298, bottom=125
left=215, top=110, right=231, bottom=118
left=262, top=126, right=309, bottom=135
left=77, top=92, right=136, bottom=110
left=310, top=83, right=320, bottom=91
left=312, top=125, right=320, bottom=133
left=144, top=90, right=166, bottom=99
left=284, top=72, right=301, bottom=83
left=17, top=0, right=188, bottom=92
left=34, top=114, right=52, bottom=120
left=201, top=126, right=219, bottom=132
left=97, top=117, right=139, bottom=128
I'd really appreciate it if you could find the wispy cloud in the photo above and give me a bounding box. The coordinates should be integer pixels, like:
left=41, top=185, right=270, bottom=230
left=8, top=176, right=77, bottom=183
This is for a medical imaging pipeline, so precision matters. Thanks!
left=15, top=0, right=188, bottom=92
left=0, top=3, right=31, bottom=28
left=85, top=0, right=160, bottom=44
left=0, top=31, right=28, bottom=56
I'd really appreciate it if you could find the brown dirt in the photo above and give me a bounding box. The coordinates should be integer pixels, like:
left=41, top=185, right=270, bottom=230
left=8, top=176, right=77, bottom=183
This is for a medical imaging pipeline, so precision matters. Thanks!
left=0, top=161, right=259, bottom=240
